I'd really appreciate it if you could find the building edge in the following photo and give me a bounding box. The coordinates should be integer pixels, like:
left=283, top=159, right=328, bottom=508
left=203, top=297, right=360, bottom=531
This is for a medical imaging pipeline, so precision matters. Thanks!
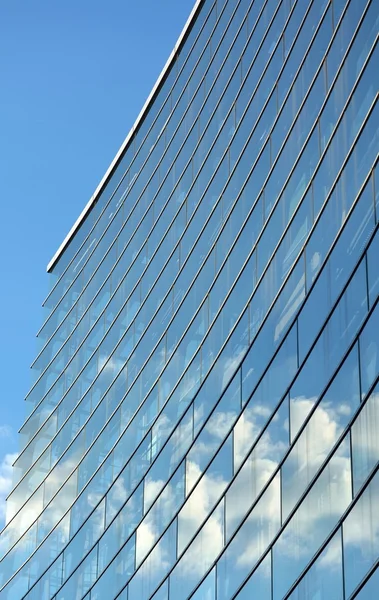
left=46, top=0, right=203, bottom=273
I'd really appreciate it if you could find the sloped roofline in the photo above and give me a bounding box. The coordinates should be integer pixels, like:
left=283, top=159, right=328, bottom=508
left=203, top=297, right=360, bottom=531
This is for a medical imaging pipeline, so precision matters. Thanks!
left=47, top=0, right=202, bottom=272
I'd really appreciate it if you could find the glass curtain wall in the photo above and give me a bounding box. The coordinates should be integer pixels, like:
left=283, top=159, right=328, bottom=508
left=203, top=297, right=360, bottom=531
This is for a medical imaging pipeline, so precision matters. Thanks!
left=0, top=0, right=378, bottom=598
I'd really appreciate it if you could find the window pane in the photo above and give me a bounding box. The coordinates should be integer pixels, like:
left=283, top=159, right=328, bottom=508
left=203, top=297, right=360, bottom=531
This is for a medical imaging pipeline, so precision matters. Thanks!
left=169, top=500, right=224, bottom=600
left=217, top=473, right=281, bottom=600
left=179, top=435, right=232, bottom=555
left=227, top=397, right=288, bottom=539
left=352, top=381, right=379, bottom=496
left=191, top=568, right=216, bottom=600
left=355, top=566, right=379, bottom=600
left=287, top=530, right=344, bottom=600
left=367, top=229, right=379, bottom=308
left=273, top=436, right=352, bottom=600
left=343, top=470, right=379, bottom=597
left=359, top=302, right=379, bottom=399
left=283, top=345, right=359, bottom=520
left=128, top=520, right=177, bottom=600
left=234, top=552, right=271, bottom=600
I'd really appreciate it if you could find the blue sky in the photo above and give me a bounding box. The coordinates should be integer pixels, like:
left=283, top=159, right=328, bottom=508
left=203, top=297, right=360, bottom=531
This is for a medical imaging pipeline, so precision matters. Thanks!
left=0, top=0, right=195, bottom=528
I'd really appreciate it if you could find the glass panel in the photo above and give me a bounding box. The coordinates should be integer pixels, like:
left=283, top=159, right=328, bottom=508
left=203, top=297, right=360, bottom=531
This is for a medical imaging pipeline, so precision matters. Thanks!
left=367, top=229, right=379, bottom=308
left=169, top=500, right=224, bottom=600
left=273, top=436, right=352, bottom=600
left=217, top=473, right=280, bottom=600
left=91, top=535, right=135, bottom=600
left=287, top=529, right=344, bottom=600
left=352, top=381, right=379, bottom=495
left=55, top=546, right=97, bottom=600
left=227, top=397, right=288, bottom=539
left=186, top=372, right=240, bottom=494
left=191, top=568, right=216, bottom=600
left=290, top=256, right=368, bottom=441
left=354, top=566, right=379, bottom=600
left=283, top=344, right=359, bottom=520
left=234, top=552, right=271, bottom=600
left=150, top=579, right=168, bottom=600
left=359, top=302, right=379, bottom=400
left=343, top=470, right=379, bottom=598
left=178, top=435, right=232, bottom=555
left=136, top=463, right=184, bottom=566
left=99, top=485, right=142, bottom=574
left=128, top=520, right=177, bottom=600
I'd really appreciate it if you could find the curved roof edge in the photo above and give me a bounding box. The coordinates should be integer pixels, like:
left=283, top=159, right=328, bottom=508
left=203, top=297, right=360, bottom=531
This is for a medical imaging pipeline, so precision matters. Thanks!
left=47, top=0, right=202, bottom=273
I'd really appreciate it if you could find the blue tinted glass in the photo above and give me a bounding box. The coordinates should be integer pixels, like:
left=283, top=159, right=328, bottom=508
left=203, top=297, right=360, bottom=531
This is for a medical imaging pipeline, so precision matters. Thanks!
left=343, top=470, right=379, bottom=597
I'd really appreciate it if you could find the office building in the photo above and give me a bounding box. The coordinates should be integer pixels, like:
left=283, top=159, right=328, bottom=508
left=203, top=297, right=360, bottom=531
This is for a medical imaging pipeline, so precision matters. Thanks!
left=0, top=0, right=378, bottom=598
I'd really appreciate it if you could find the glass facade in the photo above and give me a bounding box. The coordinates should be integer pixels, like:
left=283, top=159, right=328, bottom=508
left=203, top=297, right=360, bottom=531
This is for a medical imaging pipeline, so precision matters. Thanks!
left=1, top=0, right=378, bottom=598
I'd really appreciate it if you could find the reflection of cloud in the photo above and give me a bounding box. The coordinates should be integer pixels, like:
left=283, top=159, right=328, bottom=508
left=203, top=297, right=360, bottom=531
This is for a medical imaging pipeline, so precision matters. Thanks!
left=203, top=411, right=235, bottom=442
left=237, top=473, right=281, bottom=567
left=178, top=502, right=224, bottom=578
left=352, top=392, right=379, bottom=469
left=179, top=461, right=228, bottom=558
left=0, top=453, right=18, bottom=525
left=318, top=536, right=343, bottom=570
left=283, top=397, right=353, bottom=522
left=235, top=399, right=287, bottom=458
left=137, top=479, right=179, bottom=566
left=222, top=349, right=246, bottom=388
left=144, top=478, right=165, bottom=511
left=106, top=476, right=129, bottom=523
left=343, top=478, right=379, bottom=548
left=226, top=410, right=287, bottom=542
left=278, top=440, right=352, bottom=575
left=136, top=520, right=157, bottom=566
left=289, top=396, right=318, bottom=441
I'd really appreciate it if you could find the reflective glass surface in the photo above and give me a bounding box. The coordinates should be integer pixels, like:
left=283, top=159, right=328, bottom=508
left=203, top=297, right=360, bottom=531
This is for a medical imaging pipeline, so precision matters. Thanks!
left=1, top=0, right=378, bottom=599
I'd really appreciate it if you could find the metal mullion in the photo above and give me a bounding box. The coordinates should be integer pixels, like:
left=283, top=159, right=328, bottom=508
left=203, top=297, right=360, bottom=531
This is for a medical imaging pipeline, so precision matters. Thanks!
left=26, top=0, right=302, bottom=432
left=282, top=468, right=379, bottom=600
left=30, top=0, right=296, bottom=406
left=102, top=234, right=379, bottom=600
left=341, top=517, right=347, bottom=600
left=145, top=366, right=379, bottom=600
left=129, top=197, right=379, bottom=600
